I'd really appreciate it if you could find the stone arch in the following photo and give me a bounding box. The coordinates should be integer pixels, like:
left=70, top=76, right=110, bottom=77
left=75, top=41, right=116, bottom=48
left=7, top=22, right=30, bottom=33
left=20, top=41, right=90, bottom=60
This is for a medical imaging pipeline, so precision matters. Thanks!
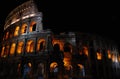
left=82, top=46, right=89, bottom=56
left=17, top=41, right=24, bottom=55
left=50, top=62, right=58, bottom=73
left=26, top=40, right=34, bottom=53
left=14, top=26, right=20, bottom=36
left=1, top=46, right=5, bottom=57
left=21, top=23, right=27, bottom=34
left=10, top=43, right=16, bottom=55
left=22, top=62, right=33, bottom=79
left=53, top=44, right=60, bottom=52
left=96, top=48, right=102, bottom=60
left=36, top=38, right=46, bottom=52
left=52, top=39, right=64, bottom=51
left=63, top=42, right=73, bottom=68
left=77, top=64, right=85, bottom=77
left=29, top=21, right=37, bottom=32
left=63, top=42, right=73, bottom=53
left=107, top=50, right=111, bottom=59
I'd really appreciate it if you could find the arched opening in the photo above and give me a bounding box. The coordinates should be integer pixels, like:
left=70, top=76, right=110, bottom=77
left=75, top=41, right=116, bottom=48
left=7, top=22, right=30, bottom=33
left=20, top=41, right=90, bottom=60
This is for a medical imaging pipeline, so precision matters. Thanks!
left=21, top=23, right=27, bottom=34
left=96, top=49, right=102, bottom=60
left=1, top=46, right=5, bottom=57
left=52, top=39, right=64, bottom=51
left=111, top=53, right=117, bottom=62
left=63, top=43, right=73, bottom=78
left=63, top=43, right=72, bottom=68
left=51, top=43, right=64, bottom=62
left=17, top=41, right=24, bottom=54
left=50, top=62, right=58, bottom=78
left=82, top=46, right=89, bottom=56
left=36, top=63, right=44, bottom=79
left=29, top=21, right=36, bottom=32
left=14, top=26, right=20, bottom=36
left=79, top=46, right=89, bottom=56
left=10, top=43, right=16, bottom=55
left=107, top=50, right=111, bottom=59
left=26, top=40, right=34, bottom=53
left=64, top=43, right=72, bottom=53
left=22, top=62, right=32, bottom=79
left=36, top=39, right=46, bottom=52
left=77, top=64, right=85, bottom=77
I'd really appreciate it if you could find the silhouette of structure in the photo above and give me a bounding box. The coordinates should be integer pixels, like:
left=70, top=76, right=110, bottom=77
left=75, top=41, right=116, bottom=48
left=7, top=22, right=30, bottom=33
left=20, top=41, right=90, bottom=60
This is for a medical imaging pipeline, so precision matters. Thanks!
left=0, top=0, right=120, bottom=79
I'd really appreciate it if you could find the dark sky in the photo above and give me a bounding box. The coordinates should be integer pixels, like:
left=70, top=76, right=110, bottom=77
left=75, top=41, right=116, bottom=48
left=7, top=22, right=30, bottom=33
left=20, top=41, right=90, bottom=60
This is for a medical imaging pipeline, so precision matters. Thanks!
left=0, top=0, right=120, bottom=45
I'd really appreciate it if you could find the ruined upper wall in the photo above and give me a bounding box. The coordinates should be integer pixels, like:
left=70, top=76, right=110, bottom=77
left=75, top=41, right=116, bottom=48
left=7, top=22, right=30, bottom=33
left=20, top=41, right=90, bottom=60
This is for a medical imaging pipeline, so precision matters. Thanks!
left=4, top=0, right=41, bottom=30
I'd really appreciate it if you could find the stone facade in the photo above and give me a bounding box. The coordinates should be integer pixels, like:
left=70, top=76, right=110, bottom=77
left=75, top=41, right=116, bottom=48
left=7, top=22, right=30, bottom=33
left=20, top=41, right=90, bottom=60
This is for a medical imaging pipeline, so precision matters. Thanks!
left=0, top=0, right=120, bottom=79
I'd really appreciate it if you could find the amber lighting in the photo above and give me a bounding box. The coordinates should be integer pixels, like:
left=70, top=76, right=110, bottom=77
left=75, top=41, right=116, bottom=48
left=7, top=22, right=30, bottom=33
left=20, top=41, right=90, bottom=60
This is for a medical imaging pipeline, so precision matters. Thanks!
left=63, top=58, right=71, bottom=66
left=28, top=62, right=32, bottom=67
left=29, top=21, right=36, bottom=32
left=111, top=54, right=118, bottom=62
left=10, top=43, right=16, bottom=55
left=63, top=54, right=72, bottom=68
left=21, top=23, right=27, bottom=34
left=107, top=50, right=111, bottom=59
left=17, top=41, right=24, bottom=54
left=50, top=62, right=58, bottom=72
left=118, top=55, right=120, bottom=62
left=36, top=39, right=46, bottom=52
left=97, top=52, right=102, bottom=60
left=63, top=44, right=72, bottom=67
left=78, top=64, right=84, bottom=69
left=14, top=26, right=20, bottom=36
left=83, top=46, right=88, bottom=56
left=26, top=40, right=34, bottom=53
left=52, top=39, right=64, bottom=51
left=50, top=62, right=58, bottom=68
left=1, top=46, right=5, bottom=57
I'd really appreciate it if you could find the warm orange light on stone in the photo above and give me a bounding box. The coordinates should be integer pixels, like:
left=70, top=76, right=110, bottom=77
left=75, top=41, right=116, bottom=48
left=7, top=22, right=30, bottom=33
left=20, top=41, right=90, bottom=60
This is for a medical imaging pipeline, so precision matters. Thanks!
left=17, top=41, right=24, bottom=54
left=26, top=40, right=34, bottom=53
left=10, top=43, right=16, bottom=55
left=36, top=39, right=46, bottom=52
left=52, top=39, right=64, bottom=51
left=83, top=46, right=88, bottom=56
left=97, top=52, right=102, bottom=60
left=107, top=50, right=111, bottom=59
left=14, top=26, right=20, bottom=36
left=29, top=21, right=36, bottom=32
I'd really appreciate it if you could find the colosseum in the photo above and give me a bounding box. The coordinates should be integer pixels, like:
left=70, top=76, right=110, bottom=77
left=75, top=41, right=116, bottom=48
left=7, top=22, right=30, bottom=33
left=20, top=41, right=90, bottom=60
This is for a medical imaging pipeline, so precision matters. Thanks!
left=0, top=0, right=120, bottom=79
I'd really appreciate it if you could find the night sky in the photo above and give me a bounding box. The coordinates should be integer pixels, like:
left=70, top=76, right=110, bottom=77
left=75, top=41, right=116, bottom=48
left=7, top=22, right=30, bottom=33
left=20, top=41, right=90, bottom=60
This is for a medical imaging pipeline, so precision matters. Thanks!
left=0, top=0, right=120, bottom=45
